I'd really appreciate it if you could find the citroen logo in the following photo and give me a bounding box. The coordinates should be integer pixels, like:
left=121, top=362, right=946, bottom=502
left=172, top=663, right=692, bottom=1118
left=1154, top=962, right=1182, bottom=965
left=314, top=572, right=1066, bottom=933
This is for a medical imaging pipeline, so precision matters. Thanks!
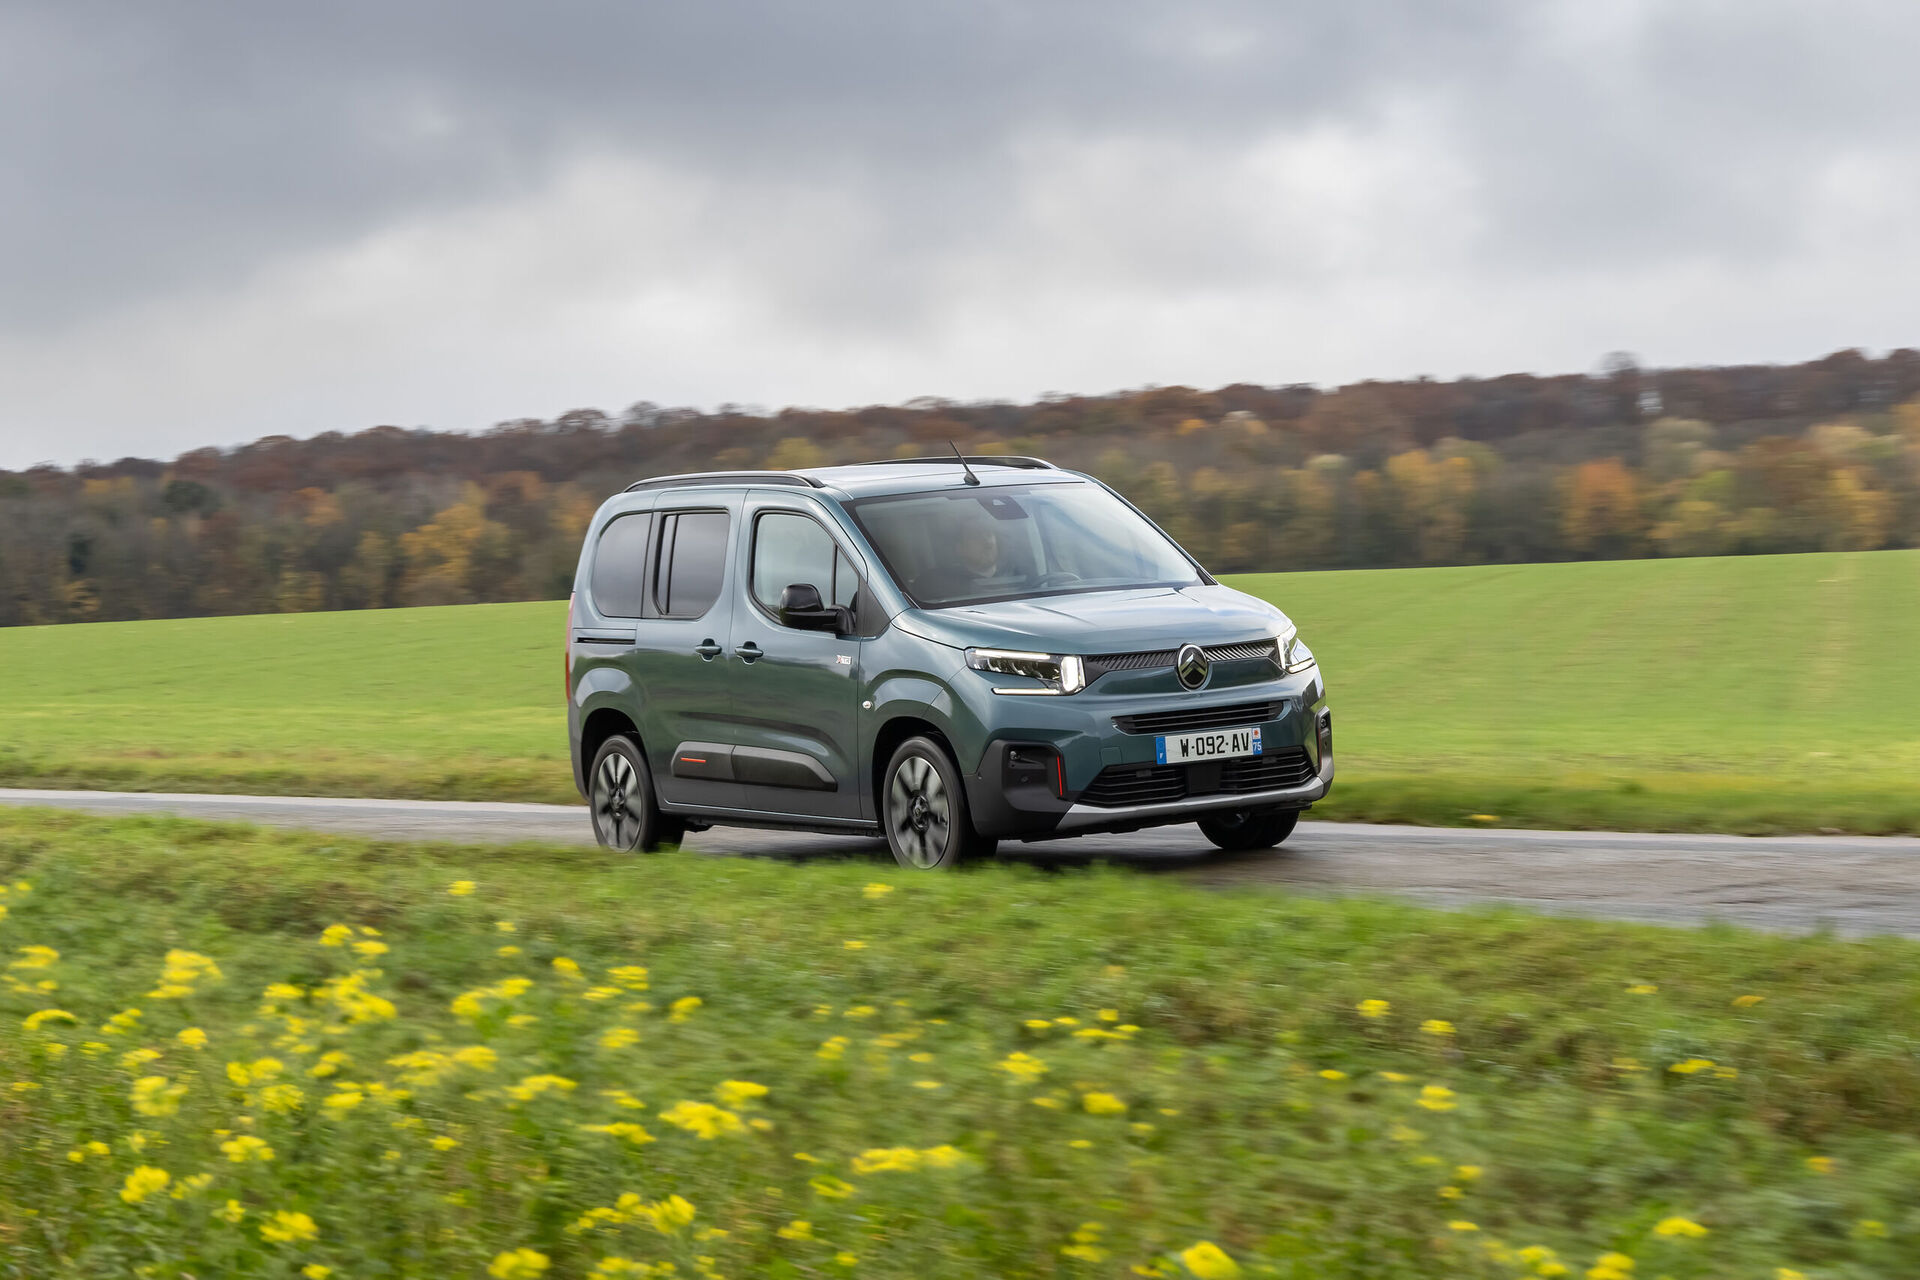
left=1175, top=643, right=1210, bottom=690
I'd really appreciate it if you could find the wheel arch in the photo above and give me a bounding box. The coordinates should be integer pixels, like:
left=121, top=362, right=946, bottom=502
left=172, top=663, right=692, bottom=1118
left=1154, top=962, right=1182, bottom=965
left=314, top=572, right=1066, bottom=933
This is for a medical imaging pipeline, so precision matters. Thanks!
left=576, top=704, right=642, bottom=798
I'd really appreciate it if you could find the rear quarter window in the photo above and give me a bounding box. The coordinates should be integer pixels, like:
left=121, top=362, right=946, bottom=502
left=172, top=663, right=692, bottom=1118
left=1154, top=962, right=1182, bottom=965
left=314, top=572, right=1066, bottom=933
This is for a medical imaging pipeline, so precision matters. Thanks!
left=589, top=513, right=652, bottom=617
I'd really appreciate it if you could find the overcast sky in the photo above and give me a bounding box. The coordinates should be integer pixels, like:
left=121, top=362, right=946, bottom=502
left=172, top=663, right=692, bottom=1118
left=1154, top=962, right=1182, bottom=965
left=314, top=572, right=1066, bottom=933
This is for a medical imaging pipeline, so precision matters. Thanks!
left=1, top=0, right=1916, bottom=468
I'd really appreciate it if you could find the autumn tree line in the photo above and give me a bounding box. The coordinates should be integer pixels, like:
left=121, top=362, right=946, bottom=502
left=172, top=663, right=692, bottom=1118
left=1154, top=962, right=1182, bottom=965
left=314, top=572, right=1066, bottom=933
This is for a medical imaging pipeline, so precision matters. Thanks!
left=4, top=348, right=1920, bottom=626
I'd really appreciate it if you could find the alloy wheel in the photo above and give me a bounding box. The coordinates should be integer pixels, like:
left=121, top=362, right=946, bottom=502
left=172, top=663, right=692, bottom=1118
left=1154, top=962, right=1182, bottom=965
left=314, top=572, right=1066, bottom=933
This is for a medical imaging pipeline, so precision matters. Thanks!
left=592, top=750, right=642, bottom=851
left=887, top=754, right=951, bottom=869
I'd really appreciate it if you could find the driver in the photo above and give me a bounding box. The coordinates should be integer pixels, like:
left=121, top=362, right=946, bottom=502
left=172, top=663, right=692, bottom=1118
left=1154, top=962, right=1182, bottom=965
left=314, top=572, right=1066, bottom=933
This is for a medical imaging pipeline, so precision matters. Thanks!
left=956, top=521, right=1001, bottom=579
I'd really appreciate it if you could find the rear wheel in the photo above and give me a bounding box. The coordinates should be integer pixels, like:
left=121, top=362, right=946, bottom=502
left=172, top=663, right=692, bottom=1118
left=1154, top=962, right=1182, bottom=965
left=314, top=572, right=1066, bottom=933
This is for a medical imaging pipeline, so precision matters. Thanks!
left=883, top=736, right=995, bottom=869
left=1197, top=807, right=1299, bottom=853
left=588, top=735, right=683, bottom=852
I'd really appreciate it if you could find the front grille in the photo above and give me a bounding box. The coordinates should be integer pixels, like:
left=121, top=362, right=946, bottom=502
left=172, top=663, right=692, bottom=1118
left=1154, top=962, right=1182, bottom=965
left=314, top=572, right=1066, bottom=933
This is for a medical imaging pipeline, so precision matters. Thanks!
left=1084, top=638, right=1277, bottom=681
left=1112, top=700, right=1286, bottom=736
left=1077, top=746, right=1315, bottom=808
left=1078, top=764, right=1188, bottom=807
left=1220, top=748, right=1315, bottom=791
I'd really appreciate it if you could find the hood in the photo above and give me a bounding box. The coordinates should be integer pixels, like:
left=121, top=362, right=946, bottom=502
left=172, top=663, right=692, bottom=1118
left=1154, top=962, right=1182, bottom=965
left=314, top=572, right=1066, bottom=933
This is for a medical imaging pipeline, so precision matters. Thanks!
left=897, top=584, right=1290, bottom=654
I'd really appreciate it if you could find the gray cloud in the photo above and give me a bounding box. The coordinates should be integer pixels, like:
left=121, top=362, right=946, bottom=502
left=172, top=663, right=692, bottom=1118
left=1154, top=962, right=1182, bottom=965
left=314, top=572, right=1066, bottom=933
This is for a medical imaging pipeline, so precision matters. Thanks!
left=2, top=0, right=1916, bottom=466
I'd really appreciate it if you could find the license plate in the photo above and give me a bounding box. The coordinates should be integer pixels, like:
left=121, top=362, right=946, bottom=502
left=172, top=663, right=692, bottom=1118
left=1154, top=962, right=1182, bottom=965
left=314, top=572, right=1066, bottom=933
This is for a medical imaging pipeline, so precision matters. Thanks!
left=1156, top=726, right=1262, bottom=764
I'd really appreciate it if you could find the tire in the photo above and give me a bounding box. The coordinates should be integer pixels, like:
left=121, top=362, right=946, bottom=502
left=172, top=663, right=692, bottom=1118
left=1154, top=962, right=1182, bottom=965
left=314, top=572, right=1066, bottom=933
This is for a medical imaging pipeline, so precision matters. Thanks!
left=882, top=736, right=996, bottom=870
left=587, top=735, right=683, bottom=853
left=1196, top=807, right=1299, bottom=853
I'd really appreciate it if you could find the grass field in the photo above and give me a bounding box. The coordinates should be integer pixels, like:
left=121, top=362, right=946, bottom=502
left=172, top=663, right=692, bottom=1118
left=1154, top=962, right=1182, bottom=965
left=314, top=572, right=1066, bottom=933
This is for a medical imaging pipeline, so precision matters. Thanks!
left=4, top=807, right=1920, bottom=1277
left=1, top=550, right=1916, bottom=833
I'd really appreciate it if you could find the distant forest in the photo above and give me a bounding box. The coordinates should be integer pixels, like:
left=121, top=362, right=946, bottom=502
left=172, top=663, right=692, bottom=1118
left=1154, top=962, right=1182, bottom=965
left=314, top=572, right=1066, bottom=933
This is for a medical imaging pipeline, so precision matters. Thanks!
left=4, top=348, right=1919, bottom=626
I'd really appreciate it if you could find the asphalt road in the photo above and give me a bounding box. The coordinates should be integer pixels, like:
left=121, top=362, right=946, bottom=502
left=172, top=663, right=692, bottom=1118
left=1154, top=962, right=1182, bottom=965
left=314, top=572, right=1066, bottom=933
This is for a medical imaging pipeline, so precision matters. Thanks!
left=5, top=787, right=1920, bottom=937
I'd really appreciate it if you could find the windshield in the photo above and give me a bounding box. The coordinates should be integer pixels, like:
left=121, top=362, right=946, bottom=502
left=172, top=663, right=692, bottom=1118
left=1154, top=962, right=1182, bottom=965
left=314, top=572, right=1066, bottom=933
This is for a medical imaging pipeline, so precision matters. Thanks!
left=847, top=482, right=1205, bottom=608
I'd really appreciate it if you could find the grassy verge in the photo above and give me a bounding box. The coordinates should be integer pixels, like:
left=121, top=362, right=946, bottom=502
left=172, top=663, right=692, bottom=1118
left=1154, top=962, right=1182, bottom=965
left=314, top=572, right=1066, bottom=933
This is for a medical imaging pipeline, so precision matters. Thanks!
left=1, top=549, right=1917, bottom=832
left=3, top=809, right=1919, bottom=1277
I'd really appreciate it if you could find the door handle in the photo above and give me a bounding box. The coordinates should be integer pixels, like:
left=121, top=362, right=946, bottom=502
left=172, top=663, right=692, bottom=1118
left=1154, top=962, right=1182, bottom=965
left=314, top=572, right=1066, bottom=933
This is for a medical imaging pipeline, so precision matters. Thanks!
left=693, top=639, right=723, bottom=660
left=734, top=641, right=762, bottom=662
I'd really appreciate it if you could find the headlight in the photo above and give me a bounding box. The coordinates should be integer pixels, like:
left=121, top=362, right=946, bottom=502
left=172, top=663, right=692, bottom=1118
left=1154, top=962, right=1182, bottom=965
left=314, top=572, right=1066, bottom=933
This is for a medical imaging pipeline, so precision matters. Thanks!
left=966, top=647, right=1086, bottom=695
left=1277, top=628, right=1316, bottom=675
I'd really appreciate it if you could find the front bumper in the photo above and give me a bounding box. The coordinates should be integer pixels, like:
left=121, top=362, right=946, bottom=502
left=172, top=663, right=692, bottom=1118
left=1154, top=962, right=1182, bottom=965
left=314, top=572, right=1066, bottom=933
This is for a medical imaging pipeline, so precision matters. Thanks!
left=960, top=668, right=1333, bottom=840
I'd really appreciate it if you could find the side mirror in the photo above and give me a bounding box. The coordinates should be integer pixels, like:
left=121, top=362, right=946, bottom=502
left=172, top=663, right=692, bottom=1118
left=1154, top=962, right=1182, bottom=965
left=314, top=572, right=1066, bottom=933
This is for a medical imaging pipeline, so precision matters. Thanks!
left=778, top=583, right=849, bottom=633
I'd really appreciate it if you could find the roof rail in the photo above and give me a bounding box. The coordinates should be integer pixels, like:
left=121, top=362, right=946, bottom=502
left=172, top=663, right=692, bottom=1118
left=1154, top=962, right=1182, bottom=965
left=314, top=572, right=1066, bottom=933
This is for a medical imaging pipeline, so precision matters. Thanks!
left=623, top=470, right=822, bottom=493
left=858, top=455, right=1056, bottom=470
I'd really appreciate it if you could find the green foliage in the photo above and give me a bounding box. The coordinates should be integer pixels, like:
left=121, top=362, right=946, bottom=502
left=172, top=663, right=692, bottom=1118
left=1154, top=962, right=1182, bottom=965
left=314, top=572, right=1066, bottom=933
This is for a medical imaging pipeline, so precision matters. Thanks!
left=2, top=552, right=1917, bottom=834
left=3, top=809, right=1920, bottom=1277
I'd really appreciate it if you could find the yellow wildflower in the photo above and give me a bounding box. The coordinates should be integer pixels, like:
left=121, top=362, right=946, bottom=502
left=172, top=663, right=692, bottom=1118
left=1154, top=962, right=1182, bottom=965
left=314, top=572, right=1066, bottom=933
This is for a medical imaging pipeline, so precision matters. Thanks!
left=669, top=995, right=703, bottom=1022
left=600, top=1026, right=640, bottom=1050
left=1625, top=983, right=1657, bottom=995
left=1587, top=1251, right=1635, bottom=1280
left=715, top=1079, right=768, bottom=1108
left=496, top=920, right=516, bottom=932
left=581, top=1122, right=655, bottom=1146
left=498, top=945, right=523, bottom=958
left=120, top=1166, right=171, bottom=1204
left=1356, top=999, right=1391, bottom=1019
left=863, top=882, right=894, bottom=899
left=1854, top=1220, right=1887, bottom=1239
left=552, top=956, right=582, bottom=980
left=810, top=1175, right=855, bottom=1198
left=450, top=1044, right=497, bottom=1070
left=324, top=1090, right=365, bottom=1113
left=996, top=1051, right=1048, bottom=1083
left=488, top=1248, right=551, bottom=1278
left=215, top=1198, right=246, bottom=1223
left=639, top=1194, right=697, bottom=1234
left=817, top=1035, right=850, bottom=1061
left=1178, top=1240, right=1243, bottom=1279
left=778, top=1219, right=816, bottom=1240
left=1417, top=1084, right=1457, bottom=1111
left=1448, top=1220, right=1478, bottom=1231
left=303, top=1267, right=334, bottom=1280
left=12, top=945, right=59, bottom=970
left=843, top=1004, right=876, bottom=1019
left=1776, top=1271, right=1807, bottom=1280
left=1456, top=1164, right=1483, bottom=1181
left=1653, top=1217, right=1707, bottom=1238
left=260, top=1210, right=320, bottom=1244
left=1805, top=1155, right=1835, bottom=1174
left=319, top=924, right=352, bottom=947
left=351, top=939, right=389, bottom=959
left=843, top=939, right=868, bottom=950
left=22, top=1008, right=76, bottom=1031
left=176, top=1027, right=208, bottom=1049
left=221, top=1134, right=275, bottom=1163
left=1668, top=1058, right=1714, bottom=1075
left=1318, top=1069, right=1348, bottom=1081
left=1082, top=1091, right=1127, bottom=1115
left=1733, top=994, right=1764, bottom=1007
left=660, top=1100, right=744, bottom=1139
left=173, top=1172, right=214, bottom=1197
left=431, top=1134, right=460, bottom=1150
left=448, top=880, right=476, bottom=896
left=506, top=1074, right=577, bottom=1103
left=131, top=1075, right=187, bottom=1118
left=1421, top=1019, right=1456, bottom=1037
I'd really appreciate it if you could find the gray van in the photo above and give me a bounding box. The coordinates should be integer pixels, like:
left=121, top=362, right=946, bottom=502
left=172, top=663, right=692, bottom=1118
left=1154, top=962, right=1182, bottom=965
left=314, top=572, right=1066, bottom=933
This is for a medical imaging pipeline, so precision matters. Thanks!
left=566, top=457, right=1331, bottom=868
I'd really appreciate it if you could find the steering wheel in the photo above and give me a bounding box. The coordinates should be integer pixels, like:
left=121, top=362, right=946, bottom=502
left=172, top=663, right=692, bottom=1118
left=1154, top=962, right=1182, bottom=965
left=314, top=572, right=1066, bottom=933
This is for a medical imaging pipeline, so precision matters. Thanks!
left=1035, top=571, right=1084, bottom=590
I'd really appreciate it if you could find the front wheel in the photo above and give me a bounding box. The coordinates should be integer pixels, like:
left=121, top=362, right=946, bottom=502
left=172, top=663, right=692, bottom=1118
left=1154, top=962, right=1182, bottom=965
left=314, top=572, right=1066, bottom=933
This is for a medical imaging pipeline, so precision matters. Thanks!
left=588, top=735, right=683, bottom=852
left=882, top=736, right=996, bottom=870
left=1197, top=807, right=1299, bottom=853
